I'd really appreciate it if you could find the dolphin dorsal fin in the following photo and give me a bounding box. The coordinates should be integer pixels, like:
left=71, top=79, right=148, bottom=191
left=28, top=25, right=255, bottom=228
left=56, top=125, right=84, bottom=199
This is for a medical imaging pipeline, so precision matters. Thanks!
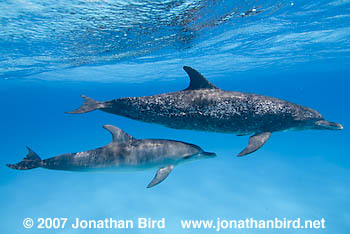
left=103, top=125, right=135, bottom=143
left=183, top=66, right=218, bottom=91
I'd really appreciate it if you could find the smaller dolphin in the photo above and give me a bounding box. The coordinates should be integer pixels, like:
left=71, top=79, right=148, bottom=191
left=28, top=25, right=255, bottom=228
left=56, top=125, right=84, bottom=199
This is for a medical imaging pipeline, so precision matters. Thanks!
left=6, top=125, right=215, bottom=188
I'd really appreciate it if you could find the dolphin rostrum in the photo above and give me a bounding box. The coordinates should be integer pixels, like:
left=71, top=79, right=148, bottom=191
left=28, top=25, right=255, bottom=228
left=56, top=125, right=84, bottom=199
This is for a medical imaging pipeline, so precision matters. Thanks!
left=7, top=125, right=216, bottom=188
left=68, top=66, right=343, bottom=156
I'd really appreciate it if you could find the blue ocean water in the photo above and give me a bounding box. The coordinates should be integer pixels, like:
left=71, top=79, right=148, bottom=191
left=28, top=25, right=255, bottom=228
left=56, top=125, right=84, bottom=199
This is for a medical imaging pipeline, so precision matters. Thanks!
left=1, top=0, right=349, bottom=233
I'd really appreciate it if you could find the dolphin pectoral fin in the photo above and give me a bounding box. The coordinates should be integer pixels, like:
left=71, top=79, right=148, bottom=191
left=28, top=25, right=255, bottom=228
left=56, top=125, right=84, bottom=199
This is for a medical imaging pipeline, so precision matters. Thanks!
left=147, top=165, right=174, bottom=188
left=183, top=66, right=219, bottom=90
left=238, top=132, right=271, bottom=157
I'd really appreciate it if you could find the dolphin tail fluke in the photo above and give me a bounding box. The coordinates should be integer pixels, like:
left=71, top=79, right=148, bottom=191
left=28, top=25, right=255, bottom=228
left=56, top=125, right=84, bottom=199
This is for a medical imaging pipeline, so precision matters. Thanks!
left=238, top=132, right=271, bottom=157
left=66, top=95, right=101, bottom=114
left=6, top=147, right=42, bottom=170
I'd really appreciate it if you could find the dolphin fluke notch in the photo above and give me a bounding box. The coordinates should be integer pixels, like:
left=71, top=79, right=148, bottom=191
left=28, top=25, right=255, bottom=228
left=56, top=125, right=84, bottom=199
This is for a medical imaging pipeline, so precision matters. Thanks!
left=147, top=165, right=174, bottom=188
left=6, top=147, right=42, bottom=170
left=238, top=132, right=271, bottom=157
left=66, top=95, right=102, bottom=114
left=183, top=66, right=218, bottom=90
left=103, top=125, right=136, bottom=143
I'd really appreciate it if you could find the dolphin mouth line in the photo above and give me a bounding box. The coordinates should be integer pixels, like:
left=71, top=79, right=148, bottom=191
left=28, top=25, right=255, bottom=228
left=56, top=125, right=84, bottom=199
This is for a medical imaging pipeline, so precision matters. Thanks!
left=202, top=152, right=216, bottom=157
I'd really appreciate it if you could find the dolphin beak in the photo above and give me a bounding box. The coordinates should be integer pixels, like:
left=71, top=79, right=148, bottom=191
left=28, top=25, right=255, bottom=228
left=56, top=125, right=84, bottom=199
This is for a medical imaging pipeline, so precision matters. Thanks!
left=315, top=120, right=343, bottom=130
left=202, top=151, right=216, bottom=157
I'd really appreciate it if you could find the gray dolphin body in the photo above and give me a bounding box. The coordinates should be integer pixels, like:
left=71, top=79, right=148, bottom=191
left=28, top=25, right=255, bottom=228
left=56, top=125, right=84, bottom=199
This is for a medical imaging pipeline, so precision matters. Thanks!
left=68, top=66, right=343, bottom=156
left=7, top=125, right=215, bottom=188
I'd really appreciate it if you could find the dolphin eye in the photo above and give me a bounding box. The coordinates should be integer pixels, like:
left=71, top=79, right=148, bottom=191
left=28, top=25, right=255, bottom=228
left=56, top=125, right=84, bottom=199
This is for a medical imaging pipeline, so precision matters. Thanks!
left=183, top=155, right=192, bottom=159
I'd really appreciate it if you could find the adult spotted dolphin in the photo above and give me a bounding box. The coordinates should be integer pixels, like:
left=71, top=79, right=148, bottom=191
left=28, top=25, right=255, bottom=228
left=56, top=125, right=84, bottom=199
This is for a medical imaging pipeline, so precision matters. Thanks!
left=68, top=66, right=343, bottom=156
left=7, top=125, right=215, bottom=188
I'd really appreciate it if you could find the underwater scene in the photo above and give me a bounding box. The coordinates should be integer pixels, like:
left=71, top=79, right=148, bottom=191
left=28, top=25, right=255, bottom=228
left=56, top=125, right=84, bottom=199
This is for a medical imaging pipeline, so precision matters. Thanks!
left=1, top=0, right=349, bottom=233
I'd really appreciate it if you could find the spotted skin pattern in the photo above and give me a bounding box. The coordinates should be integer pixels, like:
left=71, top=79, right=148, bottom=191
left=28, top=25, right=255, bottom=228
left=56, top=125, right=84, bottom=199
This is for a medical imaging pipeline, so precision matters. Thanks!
left=104, top=89, right=322, bottom=135
left=68, top=66, right=343, bottom=156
